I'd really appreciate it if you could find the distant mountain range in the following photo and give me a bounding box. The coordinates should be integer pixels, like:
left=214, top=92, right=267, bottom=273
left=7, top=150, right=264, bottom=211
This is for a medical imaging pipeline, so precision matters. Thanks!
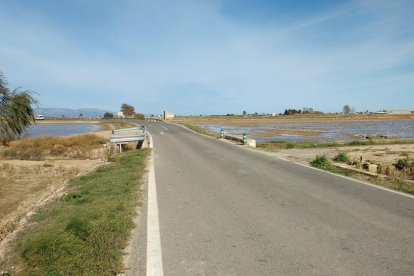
left=34, top=107, right=114, bottom=118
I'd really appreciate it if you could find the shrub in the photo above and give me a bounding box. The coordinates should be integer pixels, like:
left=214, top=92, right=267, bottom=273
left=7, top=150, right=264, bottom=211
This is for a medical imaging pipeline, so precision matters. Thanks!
left=334, top=152, right=349, bottom=163
left=395, top=156, right=414, bottom=171
left=310, top=155, right=334, bottom=170
left=103, top=112, right=114, bottom=119
left=286, top=142, right=294, bottom=149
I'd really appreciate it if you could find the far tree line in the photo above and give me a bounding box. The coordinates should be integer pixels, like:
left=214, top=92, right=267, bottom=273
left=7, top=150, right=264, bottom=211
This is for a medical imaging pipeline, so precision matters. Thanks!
left=242, top=105, right=354, bottom=116
left=282, top=105, right=354, bottom=116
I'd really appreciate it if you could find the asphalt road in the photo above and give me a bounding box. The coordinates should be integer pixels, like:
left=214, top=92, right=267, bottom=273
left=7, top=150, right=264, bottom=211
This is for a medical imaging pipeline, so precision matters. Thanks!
left=134, top=121, right=414, bottom=275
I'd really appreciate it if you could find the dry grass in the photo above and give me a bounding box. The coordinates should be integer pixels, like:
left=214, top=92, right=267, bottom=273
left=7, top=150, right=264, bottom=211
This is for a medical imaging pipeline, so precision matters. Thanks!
left=5, top=150, right=150, bottom=275
left=99, top=121, right=137, bottom=131
left=1, top=134, right=107, bottom=160
left=257, top=139, right=414, bottom=151
left=184, top=124, right=218, bottom=137
left=0, top=162, right=81, bottom=241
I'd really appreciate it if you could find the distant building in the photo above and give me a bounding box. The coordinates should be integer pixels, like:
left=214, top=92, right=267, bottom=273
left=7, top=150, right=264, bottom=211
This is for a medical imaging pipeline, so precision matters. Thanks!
left=390, top=110, right=412, bottom=115
left=164, top=111, right=175, bottom=120
left=117, top=111, right=125, bottom=118
left=270, top=113, right=277, bottom=117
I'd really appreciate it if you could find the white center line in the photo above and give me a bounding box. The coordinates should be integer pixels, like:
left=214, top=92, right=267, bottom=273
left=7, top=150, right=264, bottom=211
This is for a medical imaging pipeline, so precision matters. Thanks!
left=147, top=134, right=164, bottom=276
left=161, top=126, right=168, bottom=131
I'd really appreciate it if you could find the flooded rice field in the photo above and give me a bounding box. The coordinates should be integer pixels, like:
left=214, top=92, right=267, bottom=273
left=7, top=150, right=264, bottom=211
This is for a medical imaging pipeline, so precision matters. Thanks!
left=22, top=123, right=101, bottom=137
left=200, top=120, right=414, bottom=142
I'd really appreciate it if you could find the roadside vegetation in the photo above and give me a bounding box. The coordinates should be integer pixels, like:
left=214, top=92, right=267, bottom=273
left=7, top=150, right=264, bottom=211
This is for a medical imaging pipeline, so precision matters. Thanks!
left=179, top=121, right=414, bottom=195
left=310, top=154, right=414, bottom=195
left=310, top=155, right=354, bottom=176
left=99, top=121, right=137, bottom=130
left=184, top=124, right=218, bottom=138
left=6, top=149, right=149, bottom=275
left=1, top=134, right=107, bottom=161
left=395, top=155, right=414, bottom=172
left=333, top=152, right=350, bottom=163
left=257, top=139, right=414, bottom=151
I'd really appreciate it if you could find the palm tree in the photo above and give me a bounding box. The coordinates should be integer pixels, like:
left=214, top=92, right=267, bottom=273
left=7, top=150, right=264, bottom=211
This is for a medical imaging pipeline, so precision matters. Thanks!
left=0, top=71, right=38, bottom=145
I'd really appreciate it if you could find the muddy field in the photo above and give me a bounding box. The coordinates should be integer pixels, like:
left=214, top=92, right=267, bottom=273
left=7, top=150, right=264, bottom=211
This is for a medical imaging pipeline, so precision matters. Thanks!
left=174, top=113, right=414, bottom=124
left=176, top=114, right=414, bottom=143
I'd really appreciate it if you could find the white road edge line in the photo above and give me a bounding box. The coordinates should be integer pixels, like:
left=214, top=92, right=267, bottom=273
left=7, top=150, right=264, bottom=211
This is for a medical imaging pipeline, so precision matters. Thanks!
left=146, top=132, right=164, bottom=276
left=277, top=157, right=414, bottom=199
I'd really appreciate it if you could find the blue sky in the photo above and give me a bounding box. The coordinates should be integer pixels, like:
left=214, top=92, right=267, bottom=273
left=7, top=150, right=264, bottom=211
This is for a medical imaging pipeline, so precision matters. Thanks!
left=1, top=0, right=413, bottom=115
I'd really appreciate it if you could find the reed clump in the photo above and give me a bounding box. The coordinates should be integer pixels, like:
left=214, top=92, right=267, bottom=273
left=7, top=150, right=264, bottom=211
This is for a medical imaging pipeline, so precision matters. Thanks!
left=1, top=134, right=107, bottom=160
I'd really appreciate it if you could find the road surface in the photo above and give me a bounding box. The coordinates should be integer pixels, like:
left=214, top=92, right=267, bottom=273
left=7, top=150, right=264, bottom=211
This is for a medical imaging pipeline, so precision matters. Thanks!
left=129, top=121, right=414, bottom=275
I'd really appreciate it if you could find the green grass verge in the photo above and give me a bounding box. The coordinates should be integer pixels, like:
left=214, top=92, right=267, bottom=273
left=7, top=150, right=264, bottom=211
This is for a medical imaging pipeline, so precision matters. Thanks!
left=16, top=149, right=149, bottom=275
left=258, top=139, right=414, bottom=151
left=310, top=155, right=354, bottom=176
left=183, top=124, right=218, bottom=138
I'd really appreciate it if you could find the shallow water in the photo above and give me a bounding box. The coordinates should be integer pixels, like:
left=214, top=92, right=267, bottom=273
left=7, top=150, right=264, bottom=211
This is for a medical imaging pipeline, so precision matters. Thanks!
left=22, top=124, right=101, bottom=137
left=200, top=120, right=414, bottom=142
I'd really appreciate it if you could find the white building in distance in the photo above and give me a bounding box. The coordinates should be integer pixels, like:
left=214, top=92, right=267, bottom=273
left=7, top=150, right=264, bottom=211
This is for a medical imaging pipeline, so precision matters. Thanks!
left=164, top=111, right=175, bottom=120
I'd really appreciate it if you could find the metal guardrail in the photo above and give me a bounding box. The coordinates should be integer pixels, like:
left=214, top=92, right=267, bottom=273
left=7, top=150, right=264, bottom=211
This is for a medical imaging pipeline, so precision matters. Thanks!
left=109, top=126, right=147, bottom=143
